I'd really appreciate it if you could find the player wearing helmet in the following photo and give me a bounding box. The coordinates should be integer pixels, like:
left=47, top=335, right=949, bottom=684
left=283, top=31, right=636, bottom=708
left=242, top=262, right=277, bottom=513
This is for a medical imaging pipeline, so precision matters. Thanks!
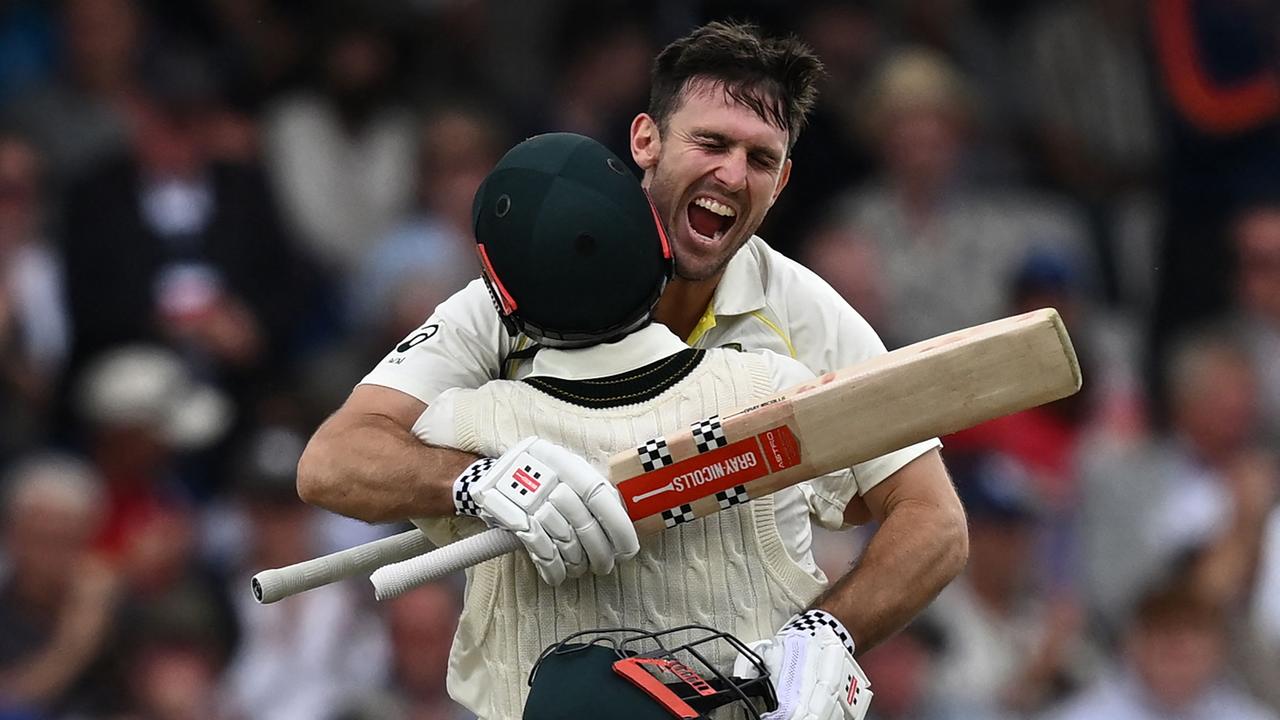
left=300, top=20, right=967, bottom=720
left=387, top=132, right=888, bottom=719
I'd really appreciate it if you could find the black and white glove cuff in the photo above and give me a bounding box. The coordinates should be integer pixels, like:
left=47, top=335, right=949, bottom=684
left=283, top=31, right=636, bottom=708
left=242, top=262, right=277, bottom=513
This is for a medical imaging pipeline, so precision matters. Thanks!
left=453, top=457, right=495, bottom=517
left=784, top=609, right=857, bottom=657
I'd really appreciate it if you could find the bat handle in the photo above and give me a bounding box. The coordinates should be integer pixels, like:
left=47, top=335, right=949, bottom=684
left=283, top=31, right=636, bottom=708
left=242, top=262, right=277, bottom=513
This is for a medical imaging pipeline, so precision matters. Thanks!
left=371, top=528, right=522, bottom=600
left=251, top=529, right=432, bottom=604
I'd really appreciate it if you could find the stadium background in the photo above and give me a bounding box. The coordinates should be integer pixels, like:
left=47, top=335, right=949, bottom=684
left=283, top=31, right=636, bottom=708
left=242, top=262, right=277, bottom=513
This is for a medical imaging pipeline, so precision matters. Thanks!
left=0, top=0, right=1278, bottom=718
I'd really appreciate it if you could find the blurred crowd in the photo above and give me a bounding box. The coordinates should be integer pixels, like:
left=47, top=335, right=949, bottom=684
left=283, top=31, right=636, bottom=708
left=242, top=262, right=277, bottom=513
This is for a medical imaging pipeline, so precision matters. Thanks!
left=0, top=0, right=1276, bottom=719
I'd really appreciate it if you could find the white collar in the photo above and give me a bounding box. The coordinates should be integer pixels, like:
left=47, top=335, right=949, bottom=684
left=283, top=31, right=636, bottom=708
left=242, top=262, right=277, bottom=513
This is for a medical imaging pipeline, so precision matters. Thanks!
left=709, top=236, right=768, bottom=317
left=528, top=324, right=690, bottom=380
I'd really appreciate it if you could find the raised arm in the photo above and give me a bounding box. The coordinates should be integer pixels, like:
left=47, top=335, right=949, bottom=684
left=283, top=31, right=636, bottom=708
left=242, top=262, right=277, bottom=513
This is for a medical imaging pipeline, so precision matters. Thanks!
left=296, top=384, right=478, bottom=523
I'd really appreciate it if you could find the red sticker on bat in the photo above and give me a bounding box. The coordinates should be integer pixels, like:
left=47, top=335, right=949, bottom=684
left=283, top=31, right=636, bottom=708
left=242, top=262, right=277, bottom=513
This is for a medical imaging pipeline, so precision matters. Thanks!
left=759, top=425, right=800, bottom=470
left=620, top=425, right=801, bottom=520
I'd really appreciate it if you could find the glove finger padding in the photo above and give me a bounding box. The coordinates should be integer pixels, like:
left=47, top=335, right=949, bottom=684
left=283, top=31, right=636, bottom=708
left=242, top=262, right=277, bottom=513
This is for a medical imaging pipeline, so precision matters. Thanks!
left=546, top=483, right=613, bottom=575
left=535, top=489, right=589, bottom=577
left=520, top=519, right=567, bottom=586
left=531, top=441, right=640, bottom=560
left=589, top=484, right=641, bottom=558
left=455, top=436, right=638, bottom=586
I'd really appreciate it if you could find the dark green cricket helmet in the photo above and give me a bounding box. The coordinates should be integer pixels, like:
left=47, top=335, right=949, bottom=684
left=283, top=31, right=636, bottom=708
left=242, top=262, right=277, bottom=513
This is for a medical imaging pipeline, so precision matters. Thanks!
left=472, top=132, right=674, bottom=348
left=523, top=625, right=777, bottom=720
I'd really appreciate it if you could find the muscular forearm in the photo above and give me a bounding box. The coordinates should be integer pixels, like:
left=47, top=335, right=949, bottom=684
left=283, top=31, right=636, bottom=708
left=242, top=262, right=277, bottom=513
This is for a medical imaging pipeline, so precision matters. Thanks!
left=297, top=411, right=477, bottom=522
left=814, top=489, right=968, bottom=653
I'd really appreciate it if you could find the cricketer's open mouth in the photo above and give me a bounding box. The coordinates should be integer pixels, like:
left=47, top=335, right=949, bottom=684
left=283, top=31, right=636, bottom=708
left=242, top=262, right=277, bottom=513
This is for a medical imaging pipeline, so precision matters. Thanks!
left=685, top=195, right=738, bottom=244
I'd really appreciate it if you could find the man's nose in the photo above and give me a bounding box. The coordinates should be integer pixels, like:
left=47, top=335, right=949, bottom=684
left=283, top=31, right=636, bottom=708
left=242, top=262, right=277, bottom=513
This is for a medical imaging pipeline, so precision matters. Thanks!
left=712, top=149, right=748, bottom=193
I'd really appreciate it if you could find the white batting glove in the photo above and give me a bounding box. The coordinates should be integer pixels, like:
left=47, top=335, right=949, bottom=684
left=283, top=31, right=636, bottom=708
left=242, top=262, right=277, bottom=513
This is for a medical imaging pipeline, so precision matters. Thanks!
left=452, top=437, right=640, bottom=586
left=733, top=610, right=873, bottom=720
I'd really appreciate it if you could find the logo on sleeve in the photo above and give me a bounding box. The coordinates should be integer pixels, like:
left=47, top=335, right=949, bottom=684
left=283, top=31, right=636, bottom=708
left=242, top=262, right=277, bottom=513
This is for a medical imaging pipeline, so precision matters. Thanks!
left=395, top=323, right=439, bottom=352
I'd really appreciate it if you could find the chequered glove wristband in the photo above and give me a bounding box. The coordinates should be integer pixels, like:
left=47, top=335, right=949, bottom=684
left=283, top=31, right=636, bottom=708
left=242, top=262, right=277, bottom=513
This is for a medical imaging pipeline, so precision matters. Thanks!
left=783, top=609, right=857, bottom=658
left=453, top=457, right=495, bottom=517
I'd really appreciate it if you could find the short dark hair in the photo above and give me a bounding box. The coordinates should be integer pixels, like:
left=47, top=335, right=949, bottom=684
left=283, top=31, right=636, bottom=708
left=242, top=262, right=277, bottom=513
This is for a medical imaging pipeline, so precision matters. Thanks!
left=648, top=21, right=825, bottom=151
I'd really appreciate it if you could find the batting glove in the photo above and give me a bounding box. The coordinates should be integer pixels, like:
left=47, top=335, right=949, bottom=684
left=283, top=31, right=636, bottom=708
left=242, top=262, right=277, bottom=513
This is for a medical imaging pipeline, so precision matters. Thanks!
left=733, top=609, right=873, bottom=720
left=452, top=437, right=640, bottom=586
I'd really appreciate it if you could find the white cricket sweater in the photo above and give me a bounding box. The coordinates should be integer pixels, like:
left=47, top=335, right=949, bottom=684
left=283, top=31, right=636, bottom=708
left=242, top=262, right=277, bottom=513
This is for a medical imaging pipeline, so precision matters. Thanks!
left=414, top=332, right=828, bottom=719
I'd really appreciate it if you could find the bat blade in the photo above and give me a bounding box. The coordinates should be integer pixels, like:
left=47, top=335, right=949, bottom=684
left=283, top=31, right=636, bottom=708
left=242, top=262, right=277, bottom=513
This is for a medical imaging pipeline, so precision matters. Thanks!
left=291, top=308, right=1081, bottom=602
left=614, top=307, right=1081, bottom=535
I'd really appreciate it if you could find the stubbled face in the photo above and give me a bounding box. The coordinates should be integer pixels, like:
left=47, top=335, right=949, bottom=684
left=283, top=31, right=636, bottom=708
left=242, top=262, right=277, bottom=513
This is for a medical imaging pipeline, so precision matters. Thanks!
left=633, top=81, right=792, bottom=281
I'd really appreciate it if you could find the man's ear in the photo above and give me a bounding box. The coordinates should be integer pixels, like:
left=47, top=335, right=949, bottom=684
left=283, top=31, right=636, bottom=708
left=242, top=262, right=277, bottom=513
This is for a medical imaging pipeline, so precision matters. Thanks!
left=631, top=113, right=661, bottom=172
left=770, top=157, right=793, bottom=203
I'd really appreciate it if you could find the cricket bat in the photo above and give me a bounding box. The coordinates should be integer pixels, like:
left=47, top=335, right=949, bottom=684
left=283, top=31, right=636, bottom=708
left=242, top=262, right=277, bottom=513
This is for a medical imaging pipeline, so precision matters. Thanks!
left=356, top=307, right=1081, bottom=600
left=251, top=308, right=1080, bottom=603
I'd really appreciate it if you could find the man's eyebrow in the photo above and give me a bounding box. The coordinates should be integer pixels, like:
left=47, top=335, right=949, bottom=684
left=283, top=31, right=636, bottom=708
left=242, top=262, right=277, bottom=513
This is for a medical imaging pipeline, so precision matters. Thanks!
left=690, top=129, right=729, bottom=143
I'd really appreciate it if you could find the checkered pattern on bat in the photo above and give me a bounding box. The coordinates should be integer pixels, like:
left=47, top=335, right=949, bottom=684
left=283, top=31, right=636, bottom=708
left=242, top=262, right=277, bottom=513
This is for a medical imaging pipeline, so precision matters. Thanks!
left=636, top=437, right=674, bottom=471
left=714, top=485, right=750, bottom=510
left=660, top=504, right=697, bottom=529
left=690, top=416, right=728, bottom=453
left=453, top=457, right=495, bottom=517
left=784, top=609, right=856, bottom=657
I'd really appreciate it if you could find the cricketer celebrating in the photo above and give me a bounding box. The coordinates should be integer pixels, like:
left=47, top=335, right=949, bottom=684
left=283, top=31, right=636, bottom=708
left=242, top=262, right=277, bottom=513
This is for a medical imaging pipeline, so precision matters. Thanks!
left=298, top=20, right=967, bottom=720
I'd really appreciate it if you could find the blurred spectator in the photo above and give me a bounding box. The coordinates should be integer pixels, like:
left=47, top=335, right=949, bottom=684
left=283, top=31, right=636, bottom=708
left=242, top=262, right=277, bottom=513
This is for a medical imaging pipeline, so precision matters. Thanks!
left=344, top=583, right=472, bottom=720
left=60, top=50, right=310, bottom=402
left=1047, top=580, right=1277, bottom=720
left=465, top=2, right=567, bottom=113
left=943, top=250, right=1139, bottom=591
left=924, top=453, right=1086, bottom=718
left=347, top=105, right=501, bottom=342
left=1148, top=0, right=1280, bottom=404
left=534, top=2, right=653, bottom=161
left=883, top=0, right=1024, bottom=182
left=1229, top=200, right=1280, bottom=711
left=0, top=454, right=128, bottom=717
left=1016, top=0, right=1161, bottom=310
left=0, top=0, right=56, bottom=108
left=1078, top=329, right=1276, bottom=633
left=141, top=0, right=308, bottom=113
left=119, top=590, right=237, bottom=720
left=804, top=48, right=1091, bottom=347
left=75, top=345, right=232, bottom=556
left=298, top=104, right=501, bottom=417
left=3, top=0, right=142, bottom=194
left=1230, top=201, right=1280, bottom=446
left=0, top=133, right=68, bottom=461
left=262, top=12, right=416, bottom=277
left=764, top=0, right=883, bottom=255
left=946, top=252, right=1099, bottom=508
left=221, top=424, right=389, bottom=720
